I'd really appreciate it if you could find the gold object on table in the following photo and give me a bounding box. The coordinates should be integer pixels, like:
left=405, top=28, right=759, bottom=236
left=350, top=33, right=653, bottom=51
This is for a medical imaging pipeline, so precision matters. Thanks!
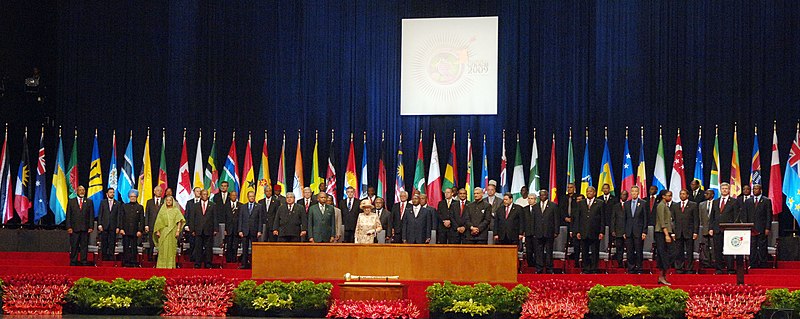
left=344, top=273, right=400, bottom=282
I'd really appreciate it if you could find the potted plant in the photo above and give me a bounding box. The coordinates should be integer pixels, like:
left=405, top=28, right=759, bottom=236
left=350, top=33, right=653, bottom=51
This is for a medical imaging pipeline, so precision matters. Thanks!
left=232, top=280, right=332, bottom=317
left=64, top=276, right=165, bottom=315
left=760, top=288, right=800, bottom=319
left=445, top=299, right=495, bottom=319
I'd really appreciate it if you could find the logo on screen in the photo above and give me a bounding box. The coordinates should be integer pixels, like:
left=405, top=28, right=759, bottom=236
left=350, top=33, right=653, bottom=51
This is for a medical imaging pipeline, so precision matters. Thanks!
left=411, top=34, right=489, bottom=102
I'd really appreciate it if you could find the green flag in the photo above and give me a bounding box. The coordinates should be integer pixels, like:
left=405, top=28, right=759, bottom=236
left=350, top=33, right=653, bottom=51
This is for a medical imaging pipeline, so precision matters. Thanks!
left=528, top=132, right=540, bottom=193
left=566, top=132, right=575, bottom=192
left=413, top=135, right=426, bottom=194
left=510, top=137, right=525, bottom=200
left=67, top=131, right=79, bottom=199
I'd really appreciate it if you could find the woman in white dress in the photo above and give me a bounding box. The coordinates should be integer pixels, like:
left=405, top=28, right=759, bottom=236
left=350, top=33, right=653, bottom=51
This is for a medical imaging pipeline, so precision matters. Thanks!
left=354, top=202, right=382, bottom=244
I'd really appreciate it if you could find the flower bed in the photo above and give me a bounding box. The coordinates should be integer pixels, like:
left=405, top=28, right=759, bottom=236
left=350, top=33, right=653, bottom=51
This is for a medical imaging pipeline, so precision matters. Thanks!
left=587, top=284, right=688, bottom=319
left=64, top=276, right=166, bottom=315
left=426, top=282, right=530, bottom=319
left=521, top=279, right=593, bottom=319
left=327, top=299, right=421, bottom=319
left=1, top=273, right=72, bottom=315
left=685, top=284, right=766, bottom=319
left=232, top=280, right=332, bottom=317
left=162, top=275, right=235, bottom=317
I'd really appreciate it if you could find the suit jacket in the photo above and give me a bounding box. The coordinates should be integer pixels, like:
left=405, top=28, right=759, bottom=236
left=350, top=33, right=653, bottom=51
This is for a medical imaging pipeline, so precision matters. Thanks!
left=402, top=206, right=431, bottom=244
left=258, top=196, right=281, bottom=234
left=273, top=203, right=307, bottom=236
left=375, top=208, right=391, bottom=232
left=118, top=202, right=145, bottom=235
left=437, top=199, right=456, bottom=227
left=333, top=206, right=343, bottom=241
left=610, top=200, right=626, bottom=236
left=689, top=189, right=705, bottom=203
left=599, top=194, right=616, bottom=228
left=672, top=201, right=699, bottom=239
left=184, top=198, right=201, bottom=229
left=561, top=194, right=579, bottom=228
left=212, top=192, right=232, bottom=223
left=391, top=201, right=412, bottom=238
left=340, top=198, right=361, bottom=231
left=191, top=201, right=218, bottom=236
left=224, top=201, right=241, bottom=234
left=524, top=200, right=560, bottom=238
left=238, top=202, right=263, bottom=237
left=698, top=199, right=720, bottom=234
left=484, top=196, right=503, bottom=230
left=714, top=197, right=746, bottom=224
left=145, top=197, right=164, bottom=232
left=66, top=197, right=94, bottom=232
left=655, top=202, right=674, bottom=234
left=451, top=200, right=470, bottom=229
left=298, top=197, right=317, bottom=213
left=464, top=199, right=492, bottom=240
left=97, top=198, right=120, bottom=230
left=745, top=196, right=773, bottom=233
left=575, top=198, right=605, bottom=239
left=646, top=195, right=658, bottom=226
left=493, top=204, right=523, bottom=240
left=307, top=204, right=336, bottom=242
left=623, top=199, right=648, bottom=237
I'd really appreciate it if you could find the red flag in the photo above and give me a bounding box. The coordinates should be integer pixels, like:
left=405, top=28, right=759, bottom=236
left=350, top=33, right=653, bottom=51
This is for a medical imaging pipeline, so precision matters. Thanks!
left=427, top=134, right=442, bottom=208
left=769, top=127, right=783, bottom=215
left=344, top=135, right=358, bottom=196
left=377, top=135, right=387, bottom=200
left=325, top=132, right=338, bottom=205
left=549, top=134, right=558, bottom=204
left=176, top=133, right=192, bottom=212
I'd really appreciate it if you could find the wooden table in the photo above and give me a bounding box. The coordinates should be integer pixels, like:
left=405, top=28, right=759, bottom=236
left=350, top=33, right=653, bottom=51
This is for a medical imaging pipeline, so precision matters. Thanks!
left=339, top=282, right=405, bottom=300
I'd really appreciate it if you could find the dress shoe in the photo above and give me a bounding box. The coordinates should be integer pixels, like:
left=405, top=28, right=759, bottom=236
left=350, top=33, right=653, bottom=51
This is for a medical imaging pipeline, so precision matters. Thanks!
left=239, top=264, right=251, bottom=269
left=657, top=277, right=671, bottom=285
left=727, top=269, right=736, bottom=274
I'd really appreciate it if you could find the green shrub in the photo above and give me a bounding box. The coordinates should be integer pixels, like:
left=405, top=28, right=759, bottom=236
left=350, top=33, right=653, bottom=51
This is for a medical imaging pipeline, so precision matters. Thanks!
left=252, top=293, right=293, bottom=311
left=65, top=276, right=166, bottom=310
left=588, top=284, right=686, bottom=319
left=426, top=282, right=530, bottom=314
left=445, top=299, right=495, bottom=316
left=233, top=280, right=332, bottom=311
left=617, top=303, right=649, bottom=318
left=765, top=288, right=800, bottom=312
left=92, top=295, right=132, bottom=309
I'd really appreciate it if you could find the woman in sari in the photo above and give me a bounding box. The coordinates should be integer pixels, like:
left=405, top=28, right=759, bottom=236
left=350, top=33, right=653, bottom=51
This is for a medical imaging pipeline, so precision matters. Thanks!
left=354, top=202, right=382, bottom=244
left=154, top=196, right=185, bottom=269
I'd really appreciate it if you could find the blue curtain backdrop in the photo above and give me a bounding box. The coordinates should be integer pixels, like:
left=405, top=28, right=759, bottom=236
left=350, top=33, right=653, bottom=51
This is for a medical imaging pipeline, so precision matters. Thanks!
left=1, top=0, right=799, bottom=227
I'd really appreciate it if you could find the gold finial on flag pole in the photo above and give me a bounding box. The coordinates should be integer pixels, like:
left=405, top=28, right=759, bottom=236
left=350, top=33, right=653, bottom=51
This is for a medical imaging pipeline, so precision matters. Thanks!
left=625, top=126, right=628, bottom=138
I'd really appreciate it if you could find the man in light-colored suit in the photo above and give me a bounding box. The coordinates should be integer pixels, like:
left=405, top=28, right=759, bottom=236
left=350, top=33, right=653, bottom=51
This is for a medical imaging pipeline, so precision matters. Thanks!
left=329, top=194, right=344, bottom=242
left=698, top=189, right=718, bottom=268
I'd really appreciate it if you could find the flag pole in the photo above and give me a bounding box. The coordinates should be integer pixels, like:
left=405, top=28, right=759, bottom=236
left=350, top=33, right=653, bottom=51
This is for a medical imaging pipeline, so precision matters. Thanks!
left=795, top=121, right=799, bottom=235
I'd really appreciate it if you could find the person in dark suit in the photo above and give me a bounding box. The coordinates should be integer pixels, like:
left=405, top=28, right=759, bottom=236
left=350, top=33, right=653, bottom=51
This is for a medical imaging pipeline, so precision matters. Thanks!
left=238, top=191, right=263, bottom=269
left=66, top=186, right=94, bottom=266
left=224, top=191, right=241, bottom=263
left=437, top=188, right=457, bottom=244
left=646, top=185, right=660, bottom=227
left=308, top=192, right=336, bottom=243
left=672, top=189, right=699, bottom=273
left=740, top=184, right=753, bottom=202
left=184, top=187, right=202, bottom=261
left=212, top=181, right=231, bottom=223
left=654, top=191, right=674, bottom=285
left=698, top=190, right=718, bottom=269
left=576, top=187, right=605, bottom=274
left=391, top=191, right=410, bottom=243
left=340, top=187, right=361, bottom=243
left=493, top=193, right=523, bottom=245
left=484, top=181, right=502, bottom=231
left=144, top=186, right=164, bottom=260
left=299, top=187, right=317, bottom=214
left=465, top=187, right=492, bottom=244
left=522, top=190, right=561, bottom=273
left=403, top=194, right=432, bottom=244
left=689, top=180, right=705, bottom=203
left=191, top=189, right=217, bottom=268
left=272, top=193, right=307, bottom=242
left=562, top=183, right=580, bottom=266
left=258, top=184, right=281, bottom=242
left=374, top=198, right=391, bottom=242
left=599, top=183, right=617, bottom=231
left=746, top=184, right=773, bottom=268
left=451, top=188, right=470, bottom=244
left=713, top=182, right=746, bottom=274
left=117, top=190, right=144, bottom=267
left=97, top=188, right=120, bottom=261
left=610, top=190, right=628, bottom=268
left=624, top=185, right=648, bottom=274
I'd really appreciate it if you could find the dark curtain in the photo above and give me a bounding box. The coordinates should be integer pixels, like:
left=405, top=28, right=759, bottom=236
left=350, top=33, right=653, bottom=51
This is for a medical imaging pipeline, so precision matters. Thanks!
left=0, top=0, right=799, bottom=229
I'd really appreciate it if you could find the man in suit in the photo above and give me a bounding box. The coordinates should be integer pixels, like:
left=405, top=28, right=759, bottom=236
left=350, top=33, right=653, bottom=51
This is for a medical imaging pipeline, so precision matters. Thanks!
left=144, top=186, right=164, bottom=260
left=698, top=189, right=718, bottom=269
left=451, top=188, right=470, bottom=244
left=647, top=185, right=659, bottom=226
left=576, top=187, right=605, bottom=274
left=713, top=182, right=745, bottom=274
left=212, top=181, right=231, bottom=223
left=514, top=186, right=530, bottom=208
left=391, top=191, right=410, bottom=243
left=493, top=193, right=523, bottom=245
left=465, top=187, right=492, bottom=244
left=610, top=190, right=628, bottom=268
left=66, top=186, right=94, bottom=266
left=437, top=188, right=457, bottom=244
left=191, top=189, right=217, bottom=268
left=374, top=197, right=391, bottom=242
left=184, top=187, right=202, bottom=261
left=672, top=189, right=699, bottom=273
left=403, top=194, right=432, bottom=244
left=599, top=183, right=617, bottom=229
left=258, top=184, right=281, bottom=242
left=522, top=190, right=560, bottom=273
left=746, top=184, right=773, bottom=268
left=419, top=194, right=436, bottom=233
left=299, top=187, right=316, bottom=213
left=654, top=191, right=674, bottom=285
left=117, top=190, right=144, bottom=267
left=273, top=193, right=307, bottom=242
left=308, top=192, right=336, bottom=243
left=224, top=191, right=240, bottom=263
left=624, top=185, right=648, bottom=274
left=97, top=188, right=120, bottom=261
left=364, top=187, right=377, bottom=206
left=329, top=194, right=344, bottom=242
left=238, top=191, right=263, bottom=269
left=689, top=180, right=705, bottom=203
left=740, top=184, right=753, bottom=202
left=484, top=181, right=502, bottom=230
left=562, top=183, right=579, bottom=266
left=340, top=187, right=361, bottom=243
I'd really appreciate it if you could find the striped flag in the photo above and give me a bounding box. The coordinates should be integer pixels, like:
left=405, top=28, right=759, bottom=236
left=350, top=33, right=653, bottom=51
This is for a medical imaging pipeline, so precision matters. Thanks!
left=636, top=128, right=647, bottom=198
left=751, top=126, right=761, bottom=187
left=118, top=132, right=136, bottom=203
left=394, top=135, right=405, bottom=203
left=377, top=133, right=387, bottom=200
left=783, top=124, right=800, bottom=223
left=292, top=132, right=304, bottom=199
left=465, top=133, right=473, bottom=201
left=709, top=127, right=721, bottom=198
left=157, top=130, right=168, bottom=192
left=344, top=134, right=358, bottom=197
left=549, top=134, right=558, bottom=203
left=67, top=130, right=79, bottom=199
left=580, top=134, right=592, bottom=196
left=310, top=131, right=324, bottom=194
left=193, top=131, right=204, bottom=190
left=480, top=135, right=488, bottom=191
left=510, top=134, right=525, bottom=200
left=693, top=127, right=704, bottom=190
left=730, top=125, right=742, bottom=197
left=529, top=130, right=540, bottom=193
left=33, top=127, right=48, bottom=223
left=653, top=129, right=667, bottom=193
left=176, top=130, right=192, bottom=210
left=107, top=131, right=118, bottom=200
left=240, top=133, right=255, bottom=202
left=220, top=132, right=240, bottom=194
left=204, top=132, right=220, bottom=195
left=668, top=129, right=685, bottom=202
left=598, top=133, right=616, bottom=196
left=14, top=128, right=32, bottom=223
left=138, top=130, right=153, bottom=206
left=413, top=133, right=426, bottom=195
left=0, top=128, right=14, bottom=224
left=620, top=132, right=635, bottom=194
left=50, top=129, right=69, bottom=223
left=442, top=132, right=457, bottom=191
left=769, top=124, right=783, bottom=215
left=360, top=133, right=368, bottom=199
left=276, top=132, right=286, bottom=196
left=88, top=130, right=103, bottom=215
left=326, top=131, right=338, bottom=204
left=567, top=130, right=575, bottom=193
left=256, top=131, right=271, bottom=201
left=427, top=133, right=442, bottom=208
left=500, top=131, right=508, bottom=194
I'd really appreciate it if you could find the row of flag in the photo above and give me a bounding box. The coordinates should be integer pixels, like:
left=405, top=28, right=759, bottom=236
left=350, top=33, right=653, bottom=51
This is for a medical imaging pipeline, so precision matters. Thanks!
left=2, top=124, right=800, bottom=225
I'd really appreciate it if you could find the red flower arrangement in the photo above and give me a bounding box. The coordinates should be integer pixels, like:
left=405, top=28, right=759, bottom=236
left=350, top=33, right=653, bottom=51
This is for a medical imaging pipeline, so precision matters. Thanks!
left=327, top=299, right=421, bottom=319
left=520, top=279, right=593, bottom=319
left=685, top=284, right=767, bottom=319
left=1, top=273, right=72, bottom=315
left=162, top=275, right=236, bottom=317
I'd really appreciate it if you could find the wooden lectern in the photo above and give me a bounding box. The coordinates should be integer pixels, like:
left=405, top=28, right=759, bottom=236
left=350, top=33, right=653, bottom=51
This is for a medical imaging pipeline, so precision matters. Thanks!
left=720, top=223, right=754, bottom=285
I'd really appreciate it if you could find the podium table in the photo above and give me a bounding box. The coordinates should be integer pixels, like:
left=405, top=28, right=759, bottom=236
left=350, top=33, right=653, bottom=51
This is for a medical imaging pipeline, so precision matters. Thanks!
left=720, top=223, right=754, bottom=285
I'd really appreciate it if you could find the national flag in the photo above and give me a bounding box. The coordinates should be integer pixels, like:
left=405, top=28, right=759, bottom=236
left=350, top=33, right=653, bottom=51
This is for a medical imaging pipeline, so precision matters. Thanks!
left=33, top=127, right=48, bottom=223
left=465, top=133, right=474, bottom=201
left=204, top=132, right=220, bottom=195
left=500, top=131, right=508, bottom=194
left=693, top=127, right=704, bottom=190
left=480, top=135, right=488, bottom=191
left=710, top=127, right=721, bottom=198
left=510, top=134, right=525, bottom=201
left=138, top=130, right=153, bottom=206
left=377, top=133, right=387, bottom=200
left=157, top=130, right=168, bottom=192
left=193, top=131, right=204, bottom=190
left=344, top=134, right=358, bottom=197
left=50, top=129, right=69, bottom=223
left=176, top=130, right=192, bottom=211
left=620, top=132, right=635, bottom=194
left=580, top=135, right=592, bottom=196
left=395, top=135, right=406, bottom=203
left=529, top=130, right=540, bottom=193
left=219, top=132, right=240, bottom=194
left=731, top=125, right=742, bottom=197
left=567, top=130, right=575, bottom=193
left=598, top=133, right=616, bottom=196
left=668, top=130, right=686, bottom=202
left=549, top=134, right=558, bottom=203
left=653, top=129, right=667, bottom=193
left=256, top=131, right=271, bottom=201
left=310, top=131, right=323, bottom=194
left=326, top=131, right=337, bottom=204
left=635, top=128, right=647, bottom=198
left=14, top=128, right=32, bottom=223
left=751, top=126, right=761, bottom=187
left=118, top=132, right=136, bottom=204
left=427, top=133, right=443, bottom=208
left=292, top=132, right=304, bottom=199
left=276, top=133, right=286, bottom=196
left=783, top=124, right=800, bottom=223
left=413, top=133, right=426, bottom=195
left=443, top=132, right=457, bottom=191
left=240, top=133, right=256, bottom=202
left=0, top=128, right=14, bottom=224
left=769, top=124, right=783, bottom=215
left=88, top=130, right=103, bottom=216
left=360, top=133, right=368, bottom=199
left=67, top=130, right=79, bottom=199
left=107, top=130, right=118, bottom=200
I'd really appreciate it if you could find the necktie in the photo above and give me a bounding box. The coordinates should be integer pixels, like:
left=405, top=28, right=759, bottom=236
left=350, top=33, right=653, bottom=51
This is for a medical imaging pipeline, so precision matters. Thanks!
left=79, top=198, right=83, bottom=209
left=249, top=203, right=253, bottom=211
left=109, top=199, right=113, bottom=210
left=156, top=198, right=160, bottom=206
left=348, top=199, right=352, bottom=211
left=289, top=204, right=293, bottom=212
left=650, top=196, right=655, bottom=211
left=305, top=200, right=310, bottom=210
left=568, top=198, right=572, bottom=216
left=720, top=198, right=727, bottom=211
left=202, top=202, right=207, bottom=214
left=588, top=199, right=592, bottom=209
left=505, top=206, right=510, bottom=219
left=541, top=202, right=545, bottom=212
left=631, top=200, right=637, bottom=217
left=401, top=203, right=405, bottom=219
left=707, top=202, right=712, bottom=217
left=681, top=202, right=685, bottom=212
left=460, top=201, right=465, bottom=215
